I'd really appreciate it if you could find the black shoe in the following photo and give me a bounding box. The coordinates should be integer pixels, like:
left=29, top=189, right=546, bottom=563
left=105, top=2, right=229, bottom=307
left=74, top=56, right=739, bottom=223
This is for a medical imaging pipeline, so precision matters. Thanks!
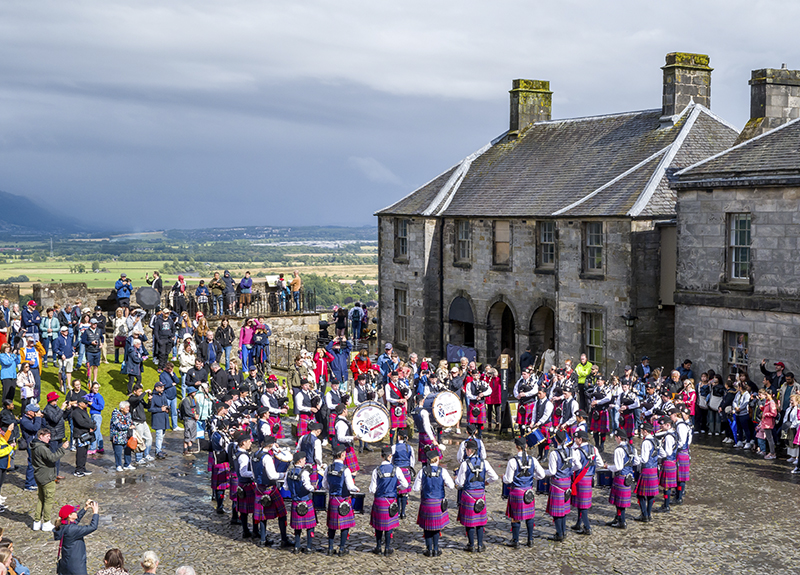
left=435, top=549, right=442, bottom=557
left=507, top=541, right=520, bottom=549
left=464, top=544, right=474, bottom=552
left=215, top=507, right=225, bottom=515
left=230, top=518, right=241, bottom=526
left=364, top=445, right=374, bottom=452
left=633, top=514, right=648, bottom=522
left=384, top=548, right=394, bottom=556
left=339, top=549, right=349, bottom=556
left=576, top=527, right=591, bottom=536
left=423, top=549, right=432, bottom=557
left=612, top=521, right=627, bottom=530
left=82, top=470, right=93, bottom=476
left=477, top=545, right=486, bottom=552
left=605, top=518, right=620, bottom=527
left=548, top=534, right=564, bottom=542
left=280, top=539, right=294, bottom=548
left=526, top=540, right=533, bottom=547
left=257, top=540, right=268, bottom=548
left=399, top=513, right=406, bottom=519
left=645, top=515, right=653, bottom=523
left=656, top=506, right=671, bottom=513
left=301, top=547, right=311, bottom=554
left=242, top=530, right=252, bottom=539
left=675, top=498, right=684, bottom=505
left=570, top=523, right=582, bottom=532
left=291, top=547, right=300, bottom=554
left=373, top=546, right=383, bottom=555
left=325, top=549, right=334, bottom=556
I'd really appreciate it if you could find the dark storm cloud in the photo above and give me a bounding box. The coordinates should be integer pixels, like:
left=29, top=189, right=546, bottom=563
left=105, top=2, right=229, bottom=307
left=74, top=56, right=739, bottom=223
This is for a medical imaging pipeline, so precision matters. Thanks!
left=0, top=0, right=798, bottom=229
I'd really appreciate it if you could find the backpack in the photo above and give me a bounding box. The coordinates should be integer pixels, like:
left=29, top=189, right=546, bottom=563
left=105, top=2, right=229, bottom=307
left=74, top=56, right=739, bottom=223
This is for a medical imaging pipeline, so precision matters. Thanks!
left=349, top=307, right=361, bottom=322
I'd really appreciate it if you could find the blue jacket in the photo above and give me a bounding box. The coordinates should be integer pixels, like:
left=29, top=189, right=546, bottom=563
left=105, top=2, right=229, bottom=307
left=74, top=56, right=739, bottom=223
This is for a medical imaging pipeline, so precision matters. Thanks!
left=195, top=285, right=210, bottom=298
left=326, top=340, right=352, bottom=378
left=114, top=279, right=132, bottom=299
left=21, top=308, right=41, bottom=335
left=125, top=345, right=143, bottom=376
left=0, top=352, right=20, bottom=379
left=240, top=276, right=253, bottom=293
left=53, top=334, right=75, bottom=359
left=149, top=391, right=170, bottom=431
left=54, top=509, right=98, bottom=575
left=86, top=393, right=105, bottom=416
left=159, top=371, right=179, bottom=401
left=20, top=414, right=43, bottom=443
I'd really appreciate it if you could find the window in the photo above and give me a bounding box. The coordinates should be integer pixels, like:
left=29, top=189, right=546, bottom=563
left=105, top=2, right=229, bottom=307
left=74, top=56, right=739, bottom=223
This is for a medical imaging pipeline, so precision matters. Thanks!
left=583, top=312, right=603, bottom=364
left=394, top=218, right=409, bottom=260
left=725, top=331, right=748, bottom=374
left=493, top=220, right=511, bottom=266
left=456, top=220, right=471, bottom=262
left=537, top=221, right=555, bottom=268
left=728, top=213, right=751, bottom=280
left=394, top=289, right=408, bottom=344
left=584, top=222, right=603, bottom=272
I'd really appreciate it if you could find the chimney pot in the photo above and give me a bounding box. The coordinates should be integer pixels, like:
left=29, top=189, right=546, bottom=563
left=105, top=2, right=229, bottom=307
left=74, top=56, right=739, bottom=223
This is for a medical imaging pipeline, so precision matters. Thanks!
left=661, top=52, right=712, bottom=121
left=736, top=66, right=800, bottom=143
left=509, top=79, right=552, bottom=136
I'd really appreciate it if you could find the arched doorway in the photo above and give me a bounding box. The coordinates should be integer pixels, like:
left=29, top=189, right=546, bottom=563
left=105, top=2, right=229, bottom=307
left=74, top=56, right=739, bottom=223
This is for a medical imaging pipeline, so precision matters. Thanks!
left=448, top=296, right=475, bottom=348
left=487, top=301, right=516, bottom=365
left=529, top=306, right=555, bottom=363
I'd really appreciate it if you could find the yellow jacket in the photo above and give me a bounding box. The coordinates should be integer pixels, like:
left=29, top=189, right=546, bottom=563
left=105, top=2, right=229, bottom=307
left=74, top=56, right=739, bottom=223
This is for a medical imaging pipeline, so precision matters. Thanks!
left=19, top=342, right=46, bottom=374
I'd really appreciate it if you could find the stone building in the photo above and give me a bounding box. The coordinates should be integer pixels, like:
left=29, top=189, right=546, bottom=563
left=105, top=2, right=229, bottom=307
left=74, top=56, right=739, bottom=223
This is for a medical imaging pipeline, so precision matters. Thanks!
left=376, top=52, right=738, bottom=373
left=671, top=66, right=800, bottom=377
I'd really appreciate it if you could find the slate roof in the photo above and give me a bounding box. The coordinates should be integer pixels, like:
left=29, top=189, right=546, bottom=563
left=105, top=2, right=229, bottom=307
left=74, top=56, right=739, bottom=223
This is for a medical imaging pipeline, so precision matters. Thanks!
left=672, top=117, right=800, bottom=188
left=377, top=103, right=738, bottom=218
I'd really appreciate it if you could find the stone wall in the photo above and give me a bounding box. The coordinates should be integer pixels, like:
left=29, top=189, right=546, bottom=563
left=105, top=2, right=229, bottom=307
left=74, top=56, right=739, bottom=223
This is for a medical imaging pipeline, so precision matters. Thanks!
left=32, top=283, right=117, bottom=312
left=0, top=285, right=20, bottom=305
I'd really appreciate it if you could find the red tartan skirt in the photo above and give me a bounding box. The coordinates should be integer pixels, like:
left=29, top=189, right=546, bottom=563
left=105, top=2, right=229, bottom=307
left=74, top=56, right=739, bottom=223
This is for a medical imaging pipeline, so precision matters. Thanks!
left=390, top=403, right=407, bottom=429
left=343, top=445, right=360, bottom=473
left=635, top=466, right=659, bottom=497
left=269, top=415, right=284, bottom=439
left=621, top=410, right=636, bottom=438
left=589, top=408, right=610, bottom=434
left=229, top=472, right=239, bottom=507
left=416, top=499, right=449, bottom=531
left=297, top=412, right=314, bottom=437
left=677, top=449, right=691, bottom=482
left=457, top=488, right=488, bottom=527
left=570, top=475, right=593, bottom=509
left=211, top=462, right=230, bottom=492
left=370, top=496, right=400, bottom=531
left=659, top=459, right=678, bottom=489
left=608, top=475, right=632, bottom=508
left=506, top=487, right=536, bottom=522
left=255, top=485, right=287, bottom=521
left=328, top=412, right=338, bottom=438
left=468, top=401, right=487, bottom=425
left=418, top=432, right=440, bottom=464
left=546, top=476, right=572, bottom=517
left=237, top=481, right=257, bottom=514
left=516, top=402, right=534, bottom=426
left=289, top=499, right=318, bottom=530
left=398, top=467, right=412, bottom=495
left=327, top=496, right=356, bottom=530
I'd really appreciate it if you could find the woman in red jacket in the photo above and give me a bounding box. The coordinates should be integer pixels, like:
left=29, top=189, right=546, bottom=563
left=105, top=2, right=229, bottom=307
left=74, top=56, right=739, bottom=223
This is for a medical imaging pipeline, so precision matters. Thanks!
left=756, top=388, right=778, bottom=460
left=313, top=347, right=334, bottom=387
left=483, top=365, right=502, bottom=430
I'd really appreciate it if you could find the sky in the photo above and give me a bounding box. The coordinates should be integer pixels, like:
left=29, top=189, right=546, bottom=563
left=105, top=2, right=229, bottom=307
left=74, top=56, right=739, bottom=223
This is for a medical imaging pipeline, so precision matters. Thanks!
left=0, top=0, right=798, bottom=230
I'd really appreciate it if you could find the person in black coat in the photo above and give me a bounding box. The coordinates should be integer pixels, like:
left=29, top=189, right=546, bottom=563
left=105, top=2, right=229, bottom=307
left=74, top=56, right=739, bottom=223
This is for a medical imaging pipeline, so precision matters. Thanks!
left=43, top=392, right=67, bottom=480
left=197, top=332, right=223, bottom=367
left=71, top=397, right=96, bottom=477
left=54, top=501, right=99, bottom=575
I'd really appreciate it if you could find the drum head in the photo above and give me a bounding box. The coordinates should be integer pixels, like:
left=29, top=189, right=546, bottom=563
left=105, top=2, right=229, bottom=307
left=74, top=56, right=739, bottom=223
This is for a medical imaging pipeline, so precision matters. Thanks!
left=428, top=391, right=462, bottom=428
left=352, top=401, right=390, bottom=443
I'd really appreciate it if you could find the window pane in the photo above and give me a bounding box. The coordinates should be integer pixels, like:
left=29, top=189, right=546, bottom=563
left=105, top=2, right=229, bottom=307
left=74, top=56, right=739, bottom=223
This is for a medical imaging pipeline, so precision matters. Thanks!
left=725, top=331, right=748, bottom=374
left=395, top=289, right=408, bottom=343
left=584, top=312, right=603, bottom=364
left=456, top=220, right=471, bottom=261
left=494, top=221, right=511, bottom=265
left=538, top=221, right=555, bottom=267
left=585, top=222, right=603, bottom=271
left=728, top=213, right=751, bottom=280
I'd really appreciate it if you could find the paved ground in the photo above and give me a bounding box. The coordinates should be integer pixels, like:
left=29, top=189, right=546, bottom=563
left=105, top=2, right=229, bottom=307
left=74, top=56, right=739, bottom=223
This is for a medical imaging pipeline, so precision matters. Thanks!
left=5, top=431, right=800, bottom=575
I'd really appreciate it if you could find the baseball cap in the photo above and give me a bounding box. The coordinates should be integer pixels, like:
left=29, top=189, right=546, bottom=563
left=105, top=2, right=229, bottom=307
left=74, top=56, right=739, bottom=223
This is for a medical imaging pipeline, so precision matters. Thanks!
left=27, top=300, right=36, bottom=307
left=60, top=326, right=68, bottom=331
left=58, top=505, right=80, bottom=520
left=25, top=403, right=40, bottom=412
left=90, top=318, right=98, bottom=324
left=384, top=343, right=392, bottom=350
left=775, top=361, right=786, bottom=369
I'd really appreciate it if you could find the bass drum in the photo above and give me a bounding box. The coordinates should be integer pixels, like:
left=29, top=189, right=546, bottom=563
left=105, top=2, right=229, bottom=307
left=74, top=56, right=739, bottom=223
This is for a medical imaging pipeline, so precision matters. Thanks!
left=352, top=401, right=391, bottom=444
left=423, top=391, right=463, bottom=429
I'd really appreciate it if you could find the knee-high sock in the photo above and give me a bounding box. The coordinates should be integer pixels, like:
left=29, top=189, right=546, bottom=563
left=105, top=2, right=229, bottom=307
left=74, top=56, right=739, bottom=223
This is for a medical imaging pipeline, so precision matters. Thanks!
left=399, top=495, right=407, bottom=516
left=340, top=528, right=349, bottom=550
left=278, top=516, right=288, bottom=540
left=328, top=528, right=336, bottom=551
left=525, top=518, right=534, bottom=541
left=432, top=531, right=441, bottom=551
left=466, top=527, right=475, bottom=547
left=424, top=530, right=434, bottom=550
left=259, top=520, right=267, bottom=542
left=646, top=496, right=654, bottom=516
left=294, top=529, right=302, bottom=548
left=676, top=481, right=685, bottom=499
left=582, top=508, right=590, bottom=529
left=386, top=529, right=394, bottom=550
left=638, top=496, right=647, bottom=516
left=511, top=522, right=521, bottom=543
left=306, top=528, right=314, bottom=549
left=476, top=526, right=484, bottom=548
left=618, top=507, right=626, bottom=522
left=240, top=513, right=250, bottom=533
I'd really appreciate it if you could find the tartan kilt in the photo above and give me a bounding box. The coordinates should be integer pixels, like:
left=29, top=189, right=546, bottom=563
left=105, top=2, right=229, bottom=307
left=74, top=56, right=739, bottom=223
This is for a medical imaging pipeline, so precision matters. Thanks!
left=608, top=475, right=632, bottom=508
left=457, top=488, right=488, bottom=527
left=343, top=445, right=360, bottom=473
left=328, top=412, right=338, bottom=438
left=207, top=452, right=214, bottom=473
left=269, top=415, right=284, bottom=439
left=210, top=461, right=230, bottom=492
left=370, top=497, right=400, bottom=531
left=327, top=496, right=356, bottom=530
left=635, top=466, right=659, bottom=497
left=621, top=411, right=636, bottom=438
left=589, top=408, right=610, bottom=433
left=677, top=449, right=691, bottom=482
left=290, top=499, right=318, bottom=530
left=229, top=471, right=239, bottom=507
left=468, top=401, right=487, bottom=425
left=570, top=475, right=593, bottom=509
left=398, top=467, right=413, bottom=495
left=659, top=460, right=678, bottom=489
left=297, top=412, right=314, bottom=437
left=255, top=485, right=287, bottom=521
left=416, top=499, right=449, bottom=531
left=390, top=403, right=407, bottom=429
left=546, top=476, right=572, bottom=517
left=237, top=481, right=257, bottom=514
left=506, top=487, right=536, bottom=522
left=516, top=402, right=534, bottom=426
left=418, top=432, right=440, bottom=464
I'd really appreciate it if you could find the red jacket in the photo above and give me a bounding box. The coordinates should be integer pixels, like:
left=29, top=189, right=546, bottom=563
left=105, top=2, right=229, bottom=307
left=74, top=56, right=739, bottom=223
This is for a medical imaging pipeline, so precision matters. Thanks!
left=350, top=356, right=379, bottom=378
left=313, top=351, right=334, bottom=382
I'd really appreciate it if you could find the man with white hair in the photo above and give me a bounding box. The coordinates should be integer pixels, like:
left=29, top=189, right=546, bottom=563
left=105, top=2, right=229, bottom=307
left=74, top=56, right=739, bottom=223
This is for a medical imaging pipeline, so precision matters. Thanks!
left=175, top=567, right=196, bottom=575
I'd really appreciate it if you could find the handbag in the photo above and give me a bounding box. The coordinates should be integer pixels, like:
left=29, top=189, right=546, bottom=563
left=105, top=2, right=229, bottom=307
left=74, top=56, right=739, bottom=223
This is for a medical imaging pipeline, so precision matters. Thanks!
left=708, top=395, right=723, bottom=412
left=126, top=435, right=138, bottom=451
left=697, top=394, right=708, bottom=410
left=114, top=335, right=126, bottom=348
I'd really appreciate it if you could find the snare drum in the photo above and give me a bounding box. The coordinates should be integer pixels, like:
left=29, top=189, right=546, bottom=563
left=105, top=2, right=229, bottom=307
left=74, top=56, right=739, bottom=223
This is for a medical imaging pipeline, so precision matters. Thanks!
left=279, top=485, right=291, bottom=500
left=502, top=482, right=510, bottom=500
left=352, top=401, right=391, bottom=443
left=423, top=391, right=463, bottom=428
left=526, top=428, right=547, bottom=447
left=351, top=492, right=366, bottom=514
left=596, top=469, right=613, bottom=487
left=313, top=490, right=327, bottom=511
left=274, top=448, right=292, bottom=474
left=536, top=477, right=550, bottom=494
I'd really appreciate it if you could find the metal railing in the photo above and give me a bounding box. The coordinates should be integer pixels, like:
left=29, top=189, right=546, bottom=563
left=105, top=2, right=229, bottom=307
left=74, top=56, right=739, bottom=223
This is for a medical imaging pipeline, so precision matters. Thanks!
left=160, top=288, right=315, bottom=318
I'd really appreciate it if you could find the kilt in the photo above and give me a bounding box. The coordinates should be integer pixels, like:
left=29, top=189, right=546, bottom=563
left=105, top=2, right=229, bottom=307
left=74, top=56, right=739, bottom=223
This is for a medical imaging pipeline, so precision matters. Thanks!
left=570, top=475, right=593, bottom=509
left=343, top=445, right=360, bottom=473
left=417, top=499, right=449, bottom=531
left=210, top=461, right=230, bottom=492
left=608, top=475, right=632, bottom=508
left=207, top=452, right=214, bottom=472
left=297, top=412, right=314, bottom=437
left=290, top=499, right=318, bottom=530
left=589, top=408, right=610, bottom=434
left=635, top=466, right=659, bottom=497
left=468, top=401, right=487, bottom=425
left=418, top=432, right=441, bottom=464
left=238, top=481, right=257, bottom=514
left=229, top=470, right=239, bottom=508
left=516, top=402, right=534, bottom=426
left=659, top=459, right=678, bottom=489
left=457, top=488, right=488, bottom=527
left=255, top=485, right=287, bottom=521
left=398, top=467, right=413, bottom=495
left=327, top=496, right=356, bottom=530
left=269, top=415, right=284, bottom=439
left=546, top=476, right=572, bottom=517
left=328, top=412, right=338, bottom=438
left=370, top=497, right=400, bottom=531
left=677, top=449, right=691, bottom=482
left=621, top=411, right=636, bottom=437
left=390, top=403, right=407, bottom=429
left=506, top=487, right=536, bottom=522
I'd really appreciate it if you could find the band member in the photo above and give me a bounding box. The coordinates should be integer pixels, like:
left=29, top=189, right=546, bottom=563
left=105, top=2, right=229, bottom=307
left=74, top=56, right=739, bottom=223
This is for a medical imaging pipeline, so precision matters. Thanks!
left=657, top=415, right=678, bottom=512
left=658, top=387, right=676, bottom=416
left=391, top=428, right=415, bottom=519
left=617, top=381, right=640, bottom=438
left=574, top=409, right=589, bottom=435
left=325, top=379, right=344, bottom=440
left=294, top=379, right=318, bottom=438
left=322, top=446, right=360, bottom=556
left=227, top=425, right=242, bottom=526
left=570, top=430, right=603, bottom=535
left=412, top=394, right=442, bottom=464
left=466, top=375, right=492, bottom=437
left=210, top=418, right=231, bottom=515
left=514, top=367, right=538, bottom=428
left=634, top=421, right=659, bottom=522
left=545, top=430, right=577, bottom=541
left=674, top=406, right=692, bottom=504
left=531, top=388, right=555, bottom=457
left=556, top=385, right=580, bottom=435
left=286, top=451, right=317, bottom=553
left=332, top=404, right=360, bottom=473
left=413, top=449, right=455, bottom=556
left=353, top=374, right=374, bottom=453
left=234, top=431, right=257, bottom=540
left=456, top=424, right=486, bottom=462
left=252, top=436, right=292, bottom=548
left=255, top=406, right=272, bottom=446
left=296, top=422, right=325, bottom=484
left=605, top=429, right=637, bottom=529
left=369, top=445, right=409, bottom=556
left=385, top=371, right=409, bottom=445
left=502, top=436, right=546, bottom=548
left=589, top=378, right=612, bottom=451
left=455, top=439, right=499, bottom=552
left=262, top=378, right=287, bottom=439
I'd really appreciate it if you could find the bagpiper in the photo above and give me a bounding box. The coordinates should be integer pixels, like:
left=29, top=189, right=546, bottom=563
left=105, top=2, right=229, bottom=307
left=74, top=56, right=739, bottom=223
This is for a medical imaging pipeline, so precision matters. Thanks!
left=332, top=404, right=360, bottom=473
left=656, top=415, right=678, bottom=513
left=466, top=374, right=492, bottom=437
left=286, top=451, right=318, bottom=553
left=385, top=371, right=409, bottom=445
left=413, top=448, right=455, bottom=556
left=252, top=436, right=292, bottom=548
left=673, top=405, right=692, bottom=504
left=605, top=429, right=637, bottom=529
left=322, top=446, right=360, bottom=556
left=369, top=445, right=409, bottom=556
left=633, top=421, right=659, bottom=522
left=233, top=431, right=257, bottom=540
left=545, top=430, right=577, bottom=542
left=295, top=421, right=324, bottom=485
left=411, top=394, right=442, bottom=464
left=456, top=424, right=487, bottom=462
left=455, top=438, right=499, bottom=552
left=390, top=428, right=415, bottom=519
left=209, top=415, right=231, bottom=515
left=502, top=436, right=546, bottom=548
left=262, top=377, right=287, bottom=438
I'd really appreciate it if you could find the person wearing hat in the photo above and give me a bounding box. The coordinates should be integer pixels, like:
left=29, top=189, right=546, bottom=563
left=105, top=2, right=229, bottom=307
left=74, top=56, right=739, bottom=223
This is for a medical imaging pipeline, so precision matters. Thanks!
left=390, top=428, right=414, bottom=519
left=53, top=326, right=75, bottom=393
left=376, top=343, right=394, bottom=383
left=20, top=402, right=43, bottom=490
left=466, top=368, right=492, bottom=438
left=232, top=431, right=258, bottom=540
left=286, top=451, right=317, bottom=553
left=570, top=430, right=604, bottom=534
left=556, top=385, right=580, bottom=436
left=296, top=422, right=324, bottom=484
left=633, top=421, right=659, bottom=522
left=605, top=429, right=636, bottom=529
left=71, top=396, right=96, bottom=477
left=617, top=380, right=640, bottom=439
left=677, top=359, right=695, bottom=382
left=251, top=435, right=291, bottom=548
left=324, top=378, right=344, bottom=440
left=411, top=394, right=442, bottom=465
left=635, top=356, right=651, bottom=382
left=673, top=406, right=693, bottom=504
left=543, top=429, right=577, bottom=541
left=19, top=336, right=44, bottom=405
left=81, top=318, right=103, bottom=385
left=322, top=445, right=360, bottom=555
left=171, top=275, right=188, bottom=316
left=43, top=392, right=67, bottom=481
left=90, top=306, right=109, bottom=365
left=209, top=411, right=232, bottom=515
left=531, top=387, right=555, bottom=458
left=369, top=445, right=409, bottom=556
left=293, top=376, right=317, bottom=439
left=152, top=307, right=176, bottom=372
left=455, top=438, right=499, bottom=552
left=253, top=406, right=271, bottom=447
left=20, top=300, right=41, bottom=343
left=573, top=409, right=589, bottom=435
left=385, top=371, right=409, bottom=446
left=149, top=380, right=170, bottom=459
left=589, top=378, right=612, bottom=452
left=456, top=424, right=486, bottom=463
left=656, top=416, right=678, bottom=512
left=30, top=426, right=69, bottom=531
left=115, top=273, right=133, bottom=316
left=179, top=387, right=199, bottom=456
left=54, top=500, right=99, bottom=575
left=502, top=436, right=545, bottom=547
left=514, top=368, right=538, bottom=429
left=261, top=377, right=287, bottom=439
left=332, top=404, right=359, bottom=474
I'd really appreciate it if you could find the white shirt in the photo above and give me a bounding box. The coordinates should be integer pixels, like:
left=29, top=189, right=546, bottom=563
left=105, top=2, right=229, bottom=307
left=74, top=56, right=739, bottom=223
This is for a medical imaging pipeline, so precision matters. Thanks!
left=261, top=391, right=283, bottom=415
left=260, top=450, right=285, bottom=482
left=455, top=458, right=499, bottom=487
left=545, top=447, right=580, bottom=476
left=296, top=468, right=315, bottom=492
left=616, top=392, right=641, bottom=411
left=533, top=398, right=554, bottom=427
left=606, top=442, right=638, bottom=473
left=353, top=385, right=368, bottom=406
left=294, top=389, right=312, bottom=413
left=237, top=451, right=253, bottom=480
left=335, top=417, right=355, bottom=444
left=456, top=438, right=486, bottom=462
left=391, top=441, right=416, bottom=467
left=258, top=418, right=272, bottom=438
left=322, top=464, right=359, bottom=493
left=572, top=443, right=604, bottom=469
left=418, top=408, right=436, bottom=439
left=325, top=389, right=342, bottom=410
left=676, top=421, right=692, bottom=449
left=369, top=459, right=409, bottom=493
left=514, top=377, right=538, bottom=400
left=466, top=380, right=491, bottom=402
left=502, top=451, right=546, bottom=484
left=385, top=381, right=407, bottom=405
left=559, top=398, right=580, bottom=427
left=295, top=434, right=324, bottom=468
left=658, top=432, right=677, bottom=459
left=639, top=434, right=657, bottom=463
left=412, top=466, right=455, bottom=492
left=592, top=387, right=612, bottom=407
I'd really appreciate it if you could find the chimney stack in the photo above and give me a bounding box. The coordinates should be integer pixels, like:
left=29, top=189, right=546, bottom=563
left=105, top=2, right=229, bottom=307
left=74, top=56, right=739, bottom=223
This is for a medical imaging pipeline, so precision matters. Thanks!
left=736, top=66, right=800, bottom=143
left=661, top=52, right=712, bottom=122
left=509, top=79, right=552, bottom=136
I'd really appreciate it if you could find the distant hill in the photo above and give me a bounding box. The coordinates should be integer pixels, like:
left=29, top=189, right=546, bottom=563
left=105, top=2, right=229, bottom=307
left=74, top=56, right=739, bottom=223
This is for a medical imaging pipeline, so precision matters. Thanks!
left=164, top=225, right=377, bottom=242
left=0, top=189, right=83, bottom=237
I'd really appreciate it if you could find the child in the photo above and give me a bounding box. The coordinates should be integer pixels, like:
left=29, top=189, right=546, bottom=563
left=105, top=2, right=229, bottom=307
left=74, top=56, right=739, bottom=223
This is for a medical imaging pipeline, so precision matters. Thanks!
left=755, top=389, right=777, bottom=459
left=788, top=394, right=800, bottom=473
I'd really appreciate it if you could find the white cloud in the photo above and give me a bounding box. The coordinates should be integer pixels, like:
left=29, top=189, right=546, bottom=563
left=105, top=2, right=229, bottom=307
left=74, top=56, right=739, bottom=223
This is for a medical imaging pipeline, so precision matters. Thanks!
left=348, top=156, right=404, bottom=186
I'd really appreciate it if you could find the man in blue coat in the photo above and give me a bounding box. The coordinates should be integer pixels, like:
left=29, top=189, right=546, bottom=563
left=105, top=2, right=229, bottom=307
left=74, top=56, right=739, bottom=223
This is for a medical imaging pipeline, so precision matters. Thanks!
left=53, top=326, right=75, bottom=392
left=326, top=337, right=352, bottom=393
left=21, top=300, right=41, bottom=341
left=54, top=501, right=99, bottom=575
left=114, top=274, right=133, bottom=315
left=149, top=381, right=170, bottom=458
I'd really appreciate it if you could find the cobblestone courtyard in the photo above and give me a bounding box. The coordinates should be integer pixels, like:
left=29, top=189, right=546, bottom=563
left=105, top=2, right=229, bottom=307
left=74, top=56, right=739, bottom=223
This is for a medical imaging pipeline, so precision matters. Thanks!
left=6, top=432, right=799, bottom=575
